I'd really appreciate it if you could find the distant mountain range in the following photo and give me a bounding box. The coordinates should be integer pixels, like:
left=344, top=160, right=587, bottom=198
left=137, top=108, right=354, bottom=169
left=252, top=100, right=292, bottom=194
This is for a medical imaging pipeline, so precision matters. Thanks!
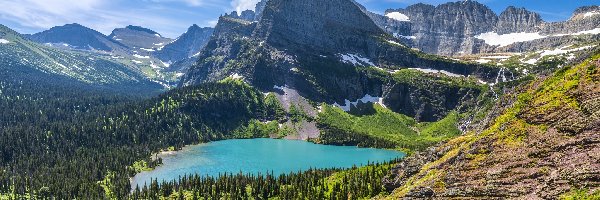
left=9, top=0, right=598, bottom=89
left=17, top=23, right=217, bottom=89
left=363, top=1, right=600, bottom=55
left=27, top=23, right=129, bottom=53
left=0, top=24, right=164, bottom=94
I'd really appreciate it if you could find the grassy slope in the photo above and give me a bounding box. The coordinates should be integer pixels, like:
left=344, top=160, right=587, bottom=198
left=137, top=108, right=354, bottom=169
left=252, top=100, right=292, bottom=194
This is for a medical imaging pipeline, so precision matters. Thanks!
left=385, top=51, right=600, bottom=198
left=317, top=103, right=462, bottom=153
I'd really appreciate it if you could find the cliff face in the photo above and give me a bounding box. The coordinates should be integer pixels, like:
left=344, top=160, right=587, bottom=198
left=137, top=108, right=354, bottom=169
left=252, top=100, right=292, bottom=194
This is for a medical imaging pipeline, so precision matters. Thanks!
left=373, top=1, right=600, bottom=56
left=254, top=0, right=385, bottom=54
left=383, top=50, right=600, bottom=198
left=180, top=0, right=501, bottom=121
left=495, top=6, right=543, bottom=34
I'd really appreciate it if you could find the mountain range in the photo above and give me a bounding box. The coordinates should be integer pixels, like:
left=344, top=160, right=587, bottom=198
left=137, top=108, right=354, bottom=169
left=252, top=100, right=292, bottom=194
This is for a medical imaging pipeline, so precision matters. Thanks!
left=366, top=1, right=600, bottom=56
left=0, top=0, right=599, bottom=199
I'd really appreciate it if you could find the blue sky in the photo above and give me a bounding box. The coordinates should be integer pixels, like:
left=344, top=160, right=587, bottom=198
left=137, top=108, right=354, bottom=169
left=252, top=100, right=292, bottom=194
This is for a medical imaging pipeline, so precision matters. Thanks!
left=0, top=0, right=597, bottom=38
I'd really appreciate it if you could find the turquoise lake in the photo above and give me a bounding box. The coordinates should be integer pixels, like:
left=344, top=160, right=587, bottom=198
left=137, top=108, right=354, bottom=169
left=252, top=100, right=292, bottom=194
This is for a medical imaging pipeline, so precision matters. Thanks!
left=131, top=138, right=405, bottom=188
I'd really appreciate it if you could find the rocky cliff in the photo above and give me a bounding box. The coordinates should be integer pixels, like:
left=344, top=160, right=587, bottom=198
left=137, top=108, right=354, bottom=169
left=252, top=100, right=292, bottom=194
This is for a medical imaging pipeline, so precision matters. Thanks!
left=495, top=6, right=543, bottom=34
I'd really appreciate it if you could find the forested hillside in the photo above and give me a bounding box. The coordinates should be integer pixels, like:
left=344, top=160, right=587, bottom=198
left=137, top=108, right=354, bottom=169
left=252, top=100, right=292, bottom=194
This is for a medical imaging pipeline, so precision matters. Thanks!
left=0, top=77, right=285, bottom=199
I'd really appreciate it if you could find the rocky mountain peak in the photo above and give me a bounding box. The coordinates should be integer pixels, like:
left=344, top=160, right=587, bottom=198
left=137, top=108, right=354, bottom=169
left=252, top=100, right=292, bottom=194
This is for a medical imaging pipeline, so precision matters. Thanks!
left=255, top=0, right=385, bottom=53
left=124, top=25, right=161, bottom=36
left=573, top=5, right=600, bottom=16
left=108, top=25, right=172, bottom=49
left=384, top=1, right=497, bottom=55
left=254, top=0, right=269, bottom=21
left=370, top=1, right=600, bottom=56
left=28, top=23, right=124, bottom=52
left=495, top=6, right=543, bottom=34
left=225, top=10, right=256, bottom=21
left=153, top=24, right=214, bottom=63
left=570, top=5, right=600, bottom=20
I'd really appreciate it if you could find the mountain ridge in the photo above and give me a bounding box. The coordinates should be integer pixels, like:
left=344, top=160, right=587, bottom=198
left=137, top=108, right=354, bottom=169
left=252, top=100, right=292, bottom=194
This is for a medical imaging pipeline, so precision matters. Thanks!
left=371, top=1, right=600, bottom=56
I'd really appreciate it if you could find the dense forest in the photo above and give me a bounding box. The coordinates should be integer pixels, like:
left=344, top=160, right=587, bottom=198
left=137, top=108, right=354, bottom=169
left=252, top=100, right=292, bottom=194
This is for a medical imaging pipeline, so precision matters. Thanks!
left=129, top=160, right=398, bottom=199
left=0, top=68, right=288, bottom=199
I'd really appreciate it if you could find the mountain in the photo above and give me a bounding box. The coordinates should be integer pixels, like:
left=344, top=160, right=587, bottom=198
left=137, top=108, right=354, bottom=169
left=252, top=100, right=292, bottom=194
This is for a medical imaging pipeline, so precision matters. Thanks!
left=27, top=23, right=128, bottom=53
left=153, top=24, right=213, bottom=64
left=224, top=0, right=269, bottom=21
left=108, top=25, right=173, bottom=50
left=369, top=1, right=600, bottom=56
left=0, top=24, right=164, bottom=94
left=180, top=0, right=502, bottom=122
left=383, top=48, right=600, bottom=199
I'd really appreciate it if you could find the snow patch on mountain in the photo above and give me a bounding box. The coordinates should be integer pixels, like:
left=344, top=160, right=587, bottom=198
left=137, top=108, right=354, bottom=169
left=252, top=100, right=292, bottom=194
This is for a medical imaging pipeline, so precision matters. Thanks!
left=133, top=54, right=150, bottom=59
left=131, top=60, right=143, bottom=64
left=476, top=32, right=546, bottom=47
left=192, top=51, right=202, bottom=57
left=387, top=40, right=403, bottom=46
left=572, top=28, right=600, bottom=35
left=160, top=60, right=171, bottom=68
left=339, top=53, right=375, bottom=66
left=0, top=39, right=10, bottom=44
left=408, top=68, right=463, bottom=77
left=333, top=94, right=385, bottom=112
left=150, top=80, right=169, bottom=88
left=385, top=12, right=410, bottom=22
left=583, top=11, right=600, bottom=18
left=273, top=85, right=286, bottom=90
left=539, top=45, right=595, bottom=57
left=140, top=48, right=155, bottom=52
left=474, top=59, right=491, bottom=64
left=230, top=73, right=244, bottom=79
left=150, top=61, right=160, bottom=69
left=481, top=55, right=512, bottom=59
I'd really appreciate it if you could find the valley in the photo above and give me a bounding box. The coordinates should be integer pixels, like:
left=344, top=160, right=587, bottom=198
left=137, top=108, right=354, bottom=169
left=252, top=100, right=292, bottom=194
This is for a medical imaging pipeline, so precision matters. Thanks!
left=0, top=0, right=599, bottom=199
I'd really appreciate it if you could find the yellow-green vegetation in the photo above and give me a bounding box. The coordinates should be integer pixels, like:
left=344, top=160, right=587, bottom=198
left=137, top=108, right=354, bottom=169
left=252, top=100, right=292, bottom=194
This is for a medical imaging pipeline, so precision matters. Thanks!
left=131, top=160, right=154, bottom=173
left=391, top=69, right=482, bottom=89
left=317, top=103, right=462, bottom=152
left=386, top=133, right=473, bottom=198
left=98, top=171, right=118, bottom=200
left=323, top=162, right=396, bottom=198
left=386, top=51, right=600, bottom=199
left=560, top=189, right=600, bottom=200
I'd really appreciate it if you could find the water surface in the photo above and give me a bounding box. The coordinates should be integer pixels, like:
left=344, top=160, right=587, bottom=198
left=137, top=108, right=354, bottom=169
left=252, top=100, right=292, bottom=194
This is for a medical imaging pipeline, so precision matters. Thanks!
left=131, top=138, right=404, bottom=188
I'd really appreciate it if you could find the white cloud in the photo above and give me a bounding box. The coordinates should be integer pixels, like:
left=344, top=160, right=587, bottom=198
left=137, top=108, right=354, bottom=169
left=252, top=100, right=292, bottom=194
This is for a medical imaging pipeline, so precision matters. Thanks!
left=147, top=0, right=204, bottom=7
left=0, top=0, right=104, bottom=29
left=230, top=0, right=259, bottom=13
left=0, top=0, right=215, bottom=38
